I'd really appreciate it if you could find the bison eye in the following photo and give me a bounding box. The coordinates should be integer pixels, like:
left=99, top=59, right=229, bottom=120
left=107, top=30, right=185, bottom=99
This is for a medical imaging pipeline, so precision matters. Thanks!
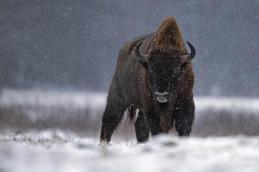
left=174, top=67, right=181, bottom=74
left=173, top=66, right=183, bottom=79
left=138, top=60, right=148, bottom=70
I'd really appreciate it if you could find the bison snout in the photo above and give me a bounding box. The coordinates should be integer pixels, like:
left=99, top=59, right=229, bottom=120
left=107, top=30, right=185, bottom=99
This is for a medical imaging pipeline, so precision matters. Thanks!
left=155, top=92, right=169, bottom=103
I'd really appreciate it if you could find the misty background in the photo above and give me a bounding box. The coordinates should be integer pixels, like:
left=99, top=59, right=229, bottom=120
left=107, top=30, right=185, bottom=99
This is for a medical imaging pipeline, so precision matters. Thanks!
left=0, top=0, right=259, bottom=96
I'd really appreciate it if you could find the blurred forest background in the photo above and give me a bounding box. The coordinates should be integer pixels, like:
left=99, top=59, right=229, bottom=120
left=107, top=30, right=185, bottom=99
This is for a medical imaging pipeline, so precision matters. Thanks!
left=0, top=0, right=259, bottom=97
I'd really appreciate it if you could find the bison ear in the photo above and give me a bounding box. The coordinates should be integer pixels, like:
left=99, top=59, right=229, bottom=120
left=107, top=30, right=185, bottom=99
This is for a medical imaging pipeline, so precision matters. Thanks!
left=138, top=58, right=148, bottom=70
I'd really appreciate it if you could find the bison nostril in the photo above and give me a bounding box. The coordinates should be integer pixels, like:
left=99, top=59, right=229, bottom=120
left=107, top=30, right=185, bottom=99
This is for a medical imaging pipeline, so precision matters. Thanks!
left=155, top=92, right=168, bottom=96
left=155, top=92, right=169, bottom=103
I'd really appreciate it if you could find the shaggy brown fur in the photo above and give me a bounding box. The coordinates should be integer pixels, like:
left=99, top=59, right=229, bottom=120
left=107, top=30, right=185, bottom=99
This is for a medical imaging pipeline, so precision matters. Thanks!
left=154, top=16, right=186, bottom=51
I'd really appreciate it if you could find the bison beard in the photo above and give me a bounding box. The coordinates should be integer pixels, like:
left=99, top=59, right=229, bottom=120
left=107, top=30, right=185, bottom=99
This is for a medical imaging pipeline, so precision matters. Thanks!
left=100, top=16, right=196, bottom=143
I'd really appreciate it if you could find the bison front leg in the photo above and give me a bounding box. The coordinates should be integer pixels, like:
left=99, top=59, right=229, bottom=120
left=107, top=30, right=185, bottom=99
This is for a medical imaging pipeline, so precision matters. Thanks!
left=174, top=98, right=195, bottom=137
left=100, top=98, right=126, bottom=143
left=148, top=117, right=161, bottom=136
left=134, top=111, right=149, bottom=143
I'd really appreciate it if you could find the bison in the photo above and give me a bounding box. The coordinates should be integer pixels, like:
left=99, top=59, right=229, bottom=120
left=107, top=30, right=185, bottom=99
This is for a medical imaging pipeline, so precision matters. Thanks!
left=100, top=16, right=196, bottom=143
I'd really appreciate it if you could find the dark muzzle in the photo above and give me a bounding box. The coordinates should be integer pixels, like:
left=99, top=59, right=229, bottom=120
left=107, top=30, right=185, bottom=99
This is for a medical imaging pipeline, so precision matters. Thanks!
left=155, top=92, right=169, bottom=103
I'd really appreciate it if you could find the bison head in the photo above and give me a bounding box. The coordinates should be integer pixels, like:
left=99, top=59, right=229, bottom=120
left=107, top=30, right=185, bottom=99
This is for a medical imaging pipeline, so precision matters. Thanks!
left=134, top=41, right=196, bottom=104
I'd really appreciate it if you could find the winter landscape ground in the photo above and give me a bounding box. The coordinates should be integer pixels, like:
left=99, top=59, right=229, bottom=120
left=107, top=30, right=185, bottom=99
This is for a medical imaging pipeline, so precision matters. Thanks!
left=1, top=131, right=259, bottom=172
left=1, top=89, right=259, bottom=172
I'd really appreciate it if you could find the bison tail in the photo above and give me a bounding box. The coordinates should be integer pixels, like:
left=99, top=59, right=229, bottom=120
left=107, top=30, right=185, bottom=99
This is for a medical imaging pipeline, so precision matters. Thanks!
left=126, top=105, right=138, bottom=124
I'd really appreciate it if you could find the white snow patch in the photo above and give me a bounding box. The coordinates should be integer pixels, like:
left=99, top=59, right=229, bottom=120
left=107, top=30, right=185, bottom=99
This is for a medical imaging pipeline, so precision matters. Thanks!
left=0, top=131, right=259, bottom=172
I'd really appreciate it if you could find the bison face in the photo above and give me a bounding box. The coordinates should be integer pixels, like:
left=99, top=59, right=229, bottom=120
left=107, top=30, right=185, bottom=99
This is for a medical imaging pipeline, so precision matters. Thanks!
left=147, top=56, right=182, bottom=104
left=134, top=41, right=196, bottom=104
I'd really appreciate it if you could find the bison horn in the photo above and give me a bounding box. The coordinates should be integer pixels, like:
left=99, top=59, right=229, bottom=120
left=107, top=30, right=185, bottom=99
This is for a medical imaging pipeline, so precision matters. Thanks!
left=181, top=41, right=196, bottom=64
left=134, top=42, right=148, bottom=62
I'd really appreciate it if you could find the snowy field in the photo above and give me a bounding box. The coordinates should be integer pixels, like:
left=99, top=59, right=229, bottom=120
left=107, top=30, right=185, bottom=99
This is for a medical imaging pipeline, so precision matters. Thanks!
left=1, top=130, right=259, bottom=172
left=1, top=89, right=259, bottom=172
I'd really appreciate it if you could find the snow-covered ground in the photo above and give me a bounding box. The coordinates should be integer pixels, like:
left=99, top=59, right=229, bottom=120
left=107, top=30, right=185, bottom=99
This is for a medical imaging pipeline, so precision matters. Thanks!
left=1, top=89, right=259, bottom=172
left=0, top=130, right=259, bottom=172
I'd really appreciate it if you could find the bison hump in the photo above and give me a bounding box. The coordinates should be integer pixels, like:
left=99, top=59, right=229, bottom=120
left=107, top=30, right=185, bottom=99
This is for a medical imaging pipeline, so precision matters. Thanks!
left=154, top=16, right=185, bottom=51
